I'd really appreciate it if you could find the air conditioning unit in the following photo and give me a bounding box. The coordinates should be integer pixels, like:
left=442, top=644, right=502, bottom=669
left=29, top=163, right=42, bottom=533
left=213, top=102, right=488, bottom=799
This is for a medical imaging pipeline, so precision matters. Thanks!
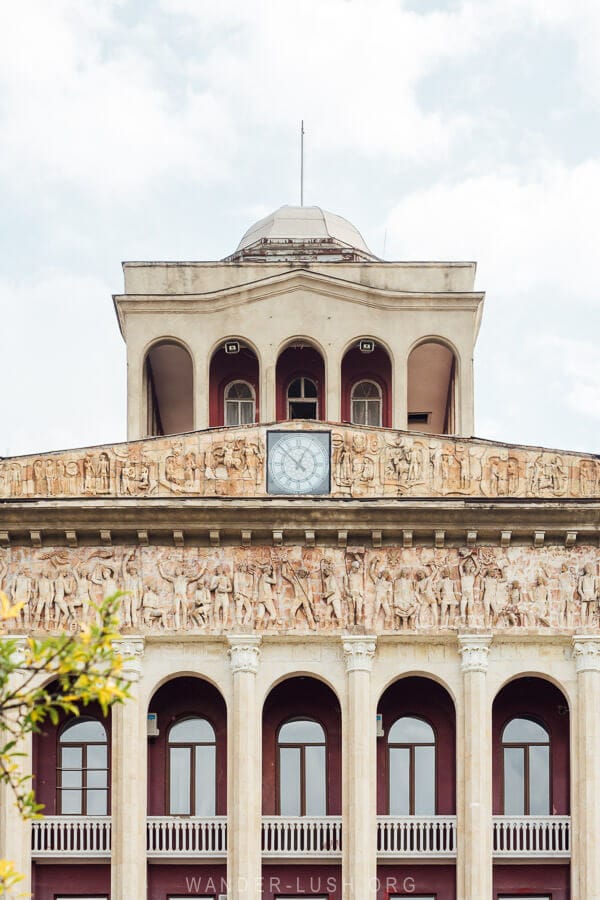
left=224, top=340, right=240, bottom=354
left=359, top=339, right=375, bottom=353
left=147, top=712, right=159, bottom=737
left=376, top=713, right=384, bottom=737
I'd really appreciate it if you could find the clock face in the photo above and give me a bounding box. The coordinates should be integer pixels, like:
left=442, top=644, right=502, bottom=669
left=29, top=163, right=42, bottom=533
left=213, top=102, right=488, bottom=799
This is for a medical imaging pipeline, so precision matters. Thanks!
left=267, top=431, right=331, bottom=495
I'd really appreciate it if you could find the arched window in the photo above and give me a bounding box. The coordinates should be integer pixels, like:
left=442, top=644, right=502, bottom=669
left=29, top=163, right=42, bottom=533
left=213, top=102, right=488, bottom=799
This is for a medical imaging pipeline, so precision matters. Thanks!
left=225, top=380, right=256, bottom=426
left=388, top=716, right=435, bottom=815
left=351, top=380, right=382, bottom=427
left=278, top=718, right=326, bottom=815
left=287, top=377, right=318, bottom=420
left=168, top=717, right=216, bottom=816
left=502, top=717, right=550, bottom=815
left=58, top=718, right=108, bottom=815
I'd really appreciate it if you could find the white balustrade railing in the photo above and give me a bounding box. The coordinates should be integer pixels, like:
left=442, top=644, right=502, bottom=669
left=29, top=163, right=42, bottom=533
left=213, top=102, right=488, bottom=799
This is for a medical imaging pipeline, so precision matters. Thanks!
left=262, top=817, right=342, bottom=857
left=31, top=816, right=111, bottom=857
left=147, top=817, right=227, bottom=857
left=493, top=816, right=571, bottom=857
left=377, top=816, right=457, bottom=857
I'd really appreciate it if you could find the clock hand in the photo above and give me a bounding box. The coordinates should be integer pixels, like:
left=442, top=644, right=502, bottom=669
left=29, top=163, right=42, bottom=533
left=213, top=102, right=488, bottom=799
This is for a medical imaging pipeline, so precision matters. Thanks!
left=280, top=445, right=306, bottom=472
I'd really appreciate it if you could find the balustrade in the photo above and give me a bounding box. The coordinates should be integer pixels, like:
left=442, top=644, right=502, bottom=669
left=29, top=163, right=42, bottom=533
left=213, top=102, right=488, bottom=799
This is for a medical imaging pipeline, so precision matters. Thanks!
left=146, top=817, right=227, bottom=857
left=493, top=816, right=571, bottom=857
left=377, top=816, right=457, bottom=858
left=262, top=817, right=342, bottom=857
left=31, top=817, right=111, bottom=858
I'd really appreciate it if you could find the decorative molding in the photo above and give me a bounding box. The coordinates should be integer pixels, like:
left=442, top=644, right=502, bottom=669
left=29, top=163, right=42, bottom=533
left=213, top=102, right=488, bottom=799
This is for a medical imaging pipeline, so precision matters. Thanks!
left=112, top=636, right=145, bottom=676
left=227, top=635, right=261, bottom=674
left=573, top=635, right=600, bottom=673
left=458, top=634, right=492, bottom=672
left=343, top=635, right=377, bottom=672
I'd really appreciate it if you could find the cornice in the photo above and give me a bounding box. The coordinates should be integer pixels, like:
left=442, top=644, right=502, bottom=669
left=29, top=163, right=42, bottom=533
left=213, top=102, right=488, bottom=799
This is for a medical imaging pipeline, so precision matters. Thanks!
left=0, top=496, right=598, bottom=547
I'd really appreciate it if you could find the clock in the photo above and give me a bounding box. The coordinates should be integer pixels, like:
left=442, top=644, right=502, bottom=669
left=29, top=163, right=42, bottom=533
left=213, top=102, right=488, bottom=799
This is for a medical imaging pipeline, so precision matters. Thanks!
left=267, top=431, right=331, bottom=495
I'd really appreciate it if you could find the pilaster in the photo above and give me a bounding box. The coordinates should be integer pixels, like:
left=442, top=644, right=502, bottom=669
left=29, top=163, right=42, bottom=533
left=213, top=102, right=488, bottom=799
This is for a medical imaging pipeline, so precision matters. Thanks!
left=342, top=636, right=377, bottom=900
left=110, top=636, right=146, bottom=900
left=572, top=635, right=600, bottom=900
left=457, top=634, right=492, bottom=900
left=227, top=635, right=262, bottom=900
left=0, top=637, right=31, bottom=897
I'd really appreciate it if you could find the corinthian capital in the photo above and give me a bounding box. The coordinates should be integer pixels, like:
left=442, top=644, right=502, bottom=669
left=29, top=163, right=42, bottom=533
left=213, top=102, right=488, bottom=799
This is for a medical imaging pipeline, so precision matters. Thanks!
left=227, top=635, right=261, bottom=674
left=458, top=634, right=492, bottom=673
left=112, top=636, right=145, bottom=677
left=342, top=635, right=377, bottom=673
left=573, top=635, right=600, bottom=673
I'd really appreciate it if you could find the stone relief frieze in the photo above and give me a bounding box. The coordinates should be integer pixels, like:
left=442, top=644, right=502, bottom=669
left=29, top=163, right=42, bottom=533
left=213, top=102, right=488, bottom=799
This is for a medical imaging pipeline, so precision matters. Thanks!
left=1, top=544, right=598, bottom=637
left=1, top=424, right=596, bottom=501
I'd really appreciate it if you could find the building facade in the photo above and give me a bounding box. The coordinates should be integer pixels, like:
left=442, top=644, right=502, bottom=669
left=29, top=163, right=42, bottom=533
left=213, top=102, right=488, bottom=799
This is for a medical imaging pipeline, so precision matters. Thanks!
left=0, top=205, right=599, bottom=900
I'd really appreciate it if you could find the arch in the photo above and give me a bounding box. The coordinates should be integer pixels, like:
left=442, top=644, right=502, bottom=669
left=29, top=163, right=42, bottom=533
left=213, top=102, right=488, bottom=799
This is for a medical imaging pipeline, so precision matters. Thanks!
left=144, top=338, right=194, bottom=436
left=377, top=676, right=455, bottom=816
left=209, top=338, right=260, bottom=427
left=147, top=675, right=227, bottom=816
left=377, top=670, right=458, bottom=708
left=406, top=336, right=459, bottom=435
left=262, top=676, right=341, bottom=816
left=341, top=339, right=392, bottom=427
left=492, top=676, right=570, bottom=816
left=276, top=339, right=326, bottom=421
left=145, top=670, right=228, bottom=708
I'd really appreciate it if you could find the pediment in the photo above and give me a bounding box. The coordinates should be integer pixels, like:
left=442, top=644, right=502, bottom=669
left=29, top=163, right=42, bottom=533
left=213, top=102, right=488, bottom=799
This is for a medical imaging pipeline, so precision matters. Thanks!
left=1, top=422, right=598, bottom=502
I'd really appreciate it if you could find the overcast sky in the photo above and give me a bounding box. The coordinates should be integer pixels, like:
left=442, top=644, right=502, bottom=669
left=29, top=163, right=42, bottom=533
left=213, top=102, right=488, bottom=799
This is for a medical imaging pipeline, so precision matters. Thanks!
left=1, top=0, right=599, bottom=458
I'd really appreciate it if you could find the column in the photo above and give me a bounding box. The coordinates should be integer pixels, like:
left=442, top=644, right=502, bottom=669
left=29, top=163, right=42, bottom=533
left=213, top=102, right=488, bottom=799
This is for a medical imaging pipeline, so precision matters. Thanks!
left=0, top=638, right=31, bottom=896
left=573, top=636, right=600, bottom=900
left=326, top=350, right=341, bottom=423
left=111, top=637, right=146, bottom=900
left=228, top=635, right=262, bottom=900
left=342, top=636, right=377, bottom=900
left=457, top=634, right=492, bottom=900
left=392, top=358, right=407, bottom=430
left=260, top=348, right=276, bottom=423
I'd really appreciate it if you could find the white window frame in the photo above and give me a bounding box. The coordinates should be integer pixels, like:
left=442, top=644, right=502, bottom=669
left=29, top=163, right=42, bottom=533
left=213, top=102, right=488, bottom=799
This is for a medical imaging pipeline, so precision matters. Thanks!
left=224, top=379, right=256, bottom=426
left=350, top=379, right=382, bottom=427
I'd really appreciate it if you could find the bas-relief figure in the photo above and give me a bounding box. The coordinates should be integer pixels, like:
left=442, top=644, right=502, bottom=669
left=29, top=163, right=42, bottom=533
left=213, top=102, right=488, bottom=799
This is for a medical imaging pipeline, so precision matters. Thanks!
left=2, top=545, right=599, bottom=637
left=1, top=425, right=598, bottom=501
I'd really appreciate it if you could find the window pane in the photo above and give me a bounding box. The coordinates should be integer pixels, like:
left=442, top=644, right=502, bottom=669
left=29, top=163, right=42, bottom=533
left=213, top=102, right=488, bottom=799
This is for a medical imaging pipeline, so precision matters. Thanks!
left=61, top=720, right=106, bottom=743
left=529, top=745, right=550, bottom=815
left=288, top=379, right=302, bottom=398
left=305, top=745, right=326, bottom=815
left=195, top=745, right=216, bottom=816
left=303, top=379, right=318, bottom=398
left=240, top=400, right=254, bottom=424
left=367, top=401, right=382, bottom=427
left=61, top=770, right=82, bottom=789
left=61, top=746, right=82, bottom=768
left=170, top=718, right=215, bottom=744
left=279, top=747, right=301, bottom=816
left=389, top=747, right=410, bottom=815
left=227, top=381, right=252, bottom=400
left=388, top=717, right=434, bottom=744
left=503, top=718, right=549, bottom=744
left=414, top=746, right=435, bottom=815
left=170, top=747, right=191, bottom=815
left=225, top=402, right=239, bottom=426
left=87, top=789, right=107, bottom=815
left=279, top=720, right=325, bottom=743
left=504, top=747, right=525, bottom=815
left=61, top=790, right=82, bottom=815
left=87, top=745, right=107, bottom=768
left=351, top=400, right=366, bottom=425
left=87, top=770, right=107, bottom=788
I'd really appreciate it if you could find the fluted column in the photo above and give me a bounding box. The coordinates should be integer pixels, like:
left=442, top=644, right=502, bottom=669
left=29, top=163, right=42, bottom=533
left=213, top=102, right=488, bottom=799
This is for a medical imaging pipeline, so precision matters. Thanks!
left=342, top=636, right=377, bottom=900
left=111, top=637, right=146, bottom=900
left=0, top=637, right=31, bottom=895
left=457, top=634, right=492, bottom=900
left=228, top=635, right=262, bottom=900
left=573, top=636, right=600, bottom=900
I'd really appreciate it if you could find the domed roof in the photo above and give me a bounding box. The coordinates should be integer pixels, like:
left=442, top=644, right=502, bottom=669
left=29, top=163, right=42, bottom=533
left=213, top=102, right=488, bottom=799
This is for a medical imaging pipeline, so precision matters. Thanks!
left=227, top=205, right=376, bottom=262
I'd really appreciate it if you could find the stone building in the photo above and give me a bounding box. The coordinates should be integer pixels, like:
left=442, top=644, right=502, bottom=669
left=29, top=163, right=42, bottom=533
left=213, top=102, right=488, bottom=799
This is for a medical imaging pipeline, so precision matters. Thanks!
left=0, top=204, right=599, bottom=900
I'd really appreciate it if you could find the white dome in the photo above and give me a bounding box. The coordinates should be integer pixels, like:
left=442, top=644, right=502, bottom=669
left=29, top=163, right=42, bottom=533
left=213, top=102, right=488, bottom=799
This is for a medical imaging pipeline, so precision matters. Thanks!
left=230, top=205, right=375, bottom=260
